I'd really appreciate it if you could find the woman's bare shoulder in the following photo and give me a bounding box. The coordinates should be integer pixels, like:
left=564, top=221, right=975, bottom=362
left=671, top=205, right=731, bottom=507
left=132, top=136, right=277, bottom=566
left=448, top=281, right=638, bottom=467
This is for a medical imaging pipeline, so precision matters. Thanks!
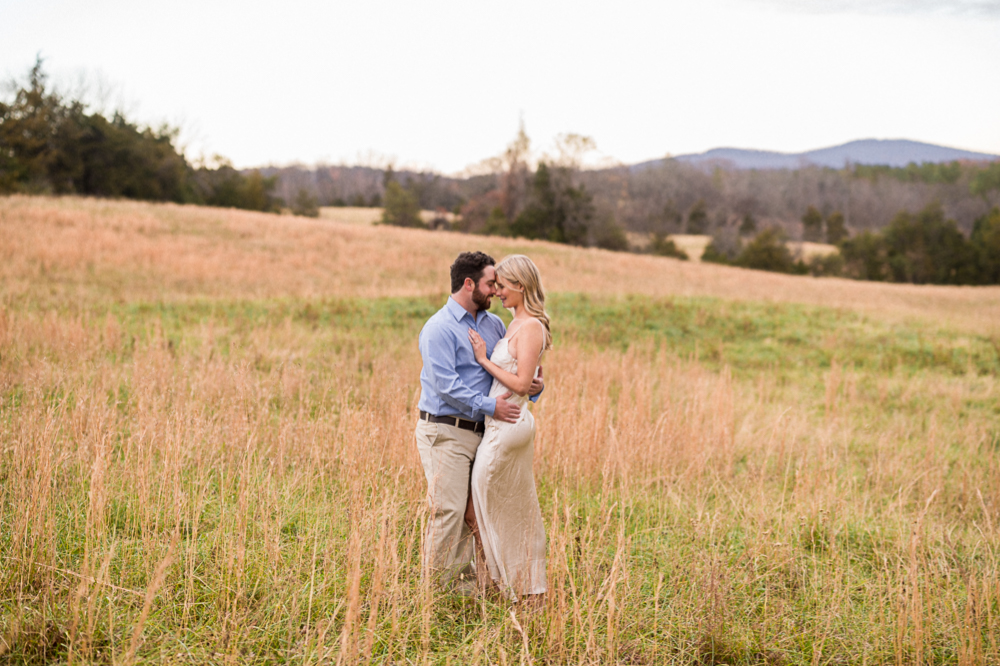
left=522, top=317, right=546, bottom=343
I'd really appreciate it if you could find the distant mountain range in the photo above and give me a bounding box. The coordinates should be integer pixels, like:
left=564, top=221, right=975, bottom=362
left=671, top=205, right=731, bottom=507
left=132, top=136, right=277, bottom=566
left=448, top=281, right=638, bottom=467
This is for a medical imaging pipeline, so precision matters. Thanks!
left=634, top=139, right=1000, bottom=171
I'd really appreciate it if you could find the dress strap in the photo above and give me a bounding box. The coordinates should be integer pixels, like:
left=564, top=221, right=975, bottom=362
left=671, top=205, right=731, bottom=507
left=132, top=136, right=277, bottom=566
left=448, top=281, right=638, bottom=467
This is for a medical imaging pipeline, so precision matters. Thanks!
left=506, top=317, right=538, bottom=343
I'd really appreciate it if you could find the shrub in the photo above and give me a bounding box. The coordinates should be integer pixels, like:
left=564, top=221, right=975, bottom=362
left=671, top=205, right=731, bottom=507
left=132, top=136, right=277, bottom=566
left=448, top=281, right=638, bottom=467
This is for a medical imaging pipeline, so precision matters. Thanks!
left=479, top=206, right=510, bottom=236
left=735, top=228, right=796, bottom=273
left=292, top=188, right=320, bottom=217
left=840, top=231, right=889, bottom=281
left=700, top=242, right=731, bottom=264
left=650, top=234, right=688, bottom=260
left=702, top=227, right=741, bottom=264
left=807, top=252, right=844, bottom=277
left=591, top=214, right=629, bottom=251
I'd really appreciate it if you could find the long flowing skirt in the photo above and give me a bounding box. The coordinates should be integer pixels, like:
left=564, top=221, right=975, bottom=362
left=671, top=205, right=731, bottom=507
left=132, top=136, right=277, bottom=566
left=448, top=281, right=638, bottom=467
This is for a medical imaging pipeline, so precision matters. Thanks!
left=470, top=410, right=547, bottom=600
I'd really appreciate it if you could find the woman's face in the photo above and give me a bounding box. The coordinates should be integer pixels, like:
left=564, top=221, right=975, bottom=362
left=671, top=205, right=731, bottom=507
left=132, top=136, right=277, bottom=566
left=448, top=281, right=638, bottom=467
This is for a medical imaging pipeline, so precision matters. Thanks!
left=495, top=277, right=523, bottom=309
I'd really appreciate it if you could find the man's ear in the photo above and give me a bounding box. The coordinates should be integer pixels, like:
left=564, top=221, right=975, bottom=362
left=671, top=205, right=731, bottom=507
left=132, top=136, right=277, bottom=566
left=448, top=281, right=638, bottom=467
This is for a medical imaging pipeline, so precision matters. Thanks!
left=464, top=277, right=475, bottom=291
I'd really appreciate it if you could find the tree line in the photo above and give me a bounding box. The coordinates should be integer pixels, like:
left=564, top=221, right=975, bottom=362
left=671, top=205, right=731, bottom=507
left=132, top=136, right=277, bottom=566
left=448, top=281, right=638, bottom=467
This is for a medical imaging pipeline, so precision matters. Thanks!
left=377, top=124, right=629, bottom=250
left=276, top=126, right=1000, bottom=266
left=5, top=59, right=998, bottom=284
left=0, top=59, right=319, bottom=217
left=697, top=202, right=1000, bottom=285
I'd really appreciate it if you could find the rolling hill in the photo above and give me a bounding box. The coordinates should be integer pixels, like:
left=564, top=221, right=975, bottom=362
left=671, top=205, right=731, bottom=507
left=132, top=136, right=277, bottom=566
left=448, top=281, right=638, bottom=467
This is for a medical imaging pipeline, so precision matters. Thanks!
left=635, top=139, right=1000, bottom=171
left=3, top=195, right=998, bottom=333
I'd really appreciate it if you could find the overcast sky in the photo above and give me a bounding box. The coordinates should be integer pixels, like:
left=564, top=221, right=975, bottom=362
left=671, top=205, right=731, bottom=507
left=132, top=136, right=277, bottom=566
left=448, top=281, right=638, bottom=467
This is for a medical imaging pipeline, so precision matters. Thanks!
left=3, top=0, right=998, bottom=173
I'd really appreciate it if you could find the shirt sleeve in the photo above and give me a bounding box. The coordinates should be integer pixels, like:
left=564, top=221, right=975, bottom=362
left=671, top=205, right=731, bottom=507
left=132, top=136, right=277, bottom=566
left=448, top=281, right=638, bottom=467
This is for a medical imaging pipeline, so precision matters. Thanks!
left=421, top=325, right=497, bottom=420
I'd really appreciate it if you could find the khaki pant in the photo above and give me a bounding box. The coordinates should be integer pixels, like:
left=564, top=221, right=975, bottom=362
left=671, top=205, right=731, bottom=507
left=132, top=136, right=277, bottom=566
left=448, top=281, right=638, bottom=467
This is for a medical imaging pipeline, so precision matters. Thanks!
left=414, top=419, right=482, bottom=587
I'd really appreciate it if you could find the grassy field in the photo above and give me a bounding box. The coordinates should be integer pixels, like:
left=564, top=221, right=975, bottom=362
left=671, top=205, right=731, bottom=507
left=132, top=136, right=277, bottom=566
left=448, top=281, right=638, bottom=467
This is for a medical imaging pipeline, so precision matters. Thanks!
left=2, top=195, right=1000, bottom=664
left=318, top=207, right=458, bottom=227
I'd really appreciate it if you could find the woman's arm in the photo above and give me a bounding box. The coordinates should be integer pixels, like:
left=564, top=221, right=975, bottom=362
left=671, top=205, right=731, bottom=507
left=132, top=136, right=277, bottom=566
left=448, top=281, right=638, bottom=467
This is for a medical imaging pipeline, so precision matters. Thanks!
left=468, top=321, right=544, bottom=396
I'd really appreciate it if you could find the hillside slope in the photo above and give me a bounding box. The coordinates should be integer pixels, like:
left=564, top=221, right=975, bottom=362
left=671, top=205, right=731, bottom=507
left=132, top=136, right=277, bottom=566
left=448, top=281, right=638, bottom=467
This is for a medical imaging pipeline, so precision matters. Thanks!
left=3, top=196, right=998, bottom=333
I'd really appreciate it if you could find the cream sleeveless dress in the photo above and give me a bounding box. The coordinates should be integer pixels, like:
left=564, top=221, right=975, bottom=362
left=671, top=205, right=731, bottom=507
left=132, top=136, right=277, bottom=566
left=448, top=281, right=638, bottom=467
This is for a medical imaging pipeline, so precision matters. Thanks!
left=470, top=328, right=546, bottom=600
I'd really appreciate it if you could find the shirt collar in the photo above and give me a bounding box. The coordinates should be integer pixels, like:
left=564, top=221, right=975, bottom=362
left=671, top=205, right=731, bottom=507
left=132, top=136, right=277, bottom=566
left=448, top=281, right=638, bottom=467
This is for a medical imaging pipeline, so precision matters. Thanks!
left=446, top=296, right=485, bottom=324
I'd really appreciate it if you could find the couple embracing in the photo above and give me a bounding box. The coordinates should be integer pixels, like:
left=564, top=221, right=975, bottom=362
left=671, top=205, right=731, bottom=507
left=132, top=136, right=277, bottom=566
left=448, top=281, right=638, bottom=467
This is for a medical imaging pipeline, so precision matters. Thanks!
left=415, top=251, right=551, bottom=602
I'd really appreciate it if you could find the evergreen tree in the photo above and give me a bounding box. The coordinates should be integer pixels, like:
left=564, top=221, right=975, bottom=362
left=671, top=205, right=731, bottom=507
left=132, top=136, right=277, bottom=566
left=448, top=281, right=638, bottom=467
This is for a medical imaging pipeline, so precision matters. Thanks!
left=840, top=231, right=889, bottom=281
left=970, top=163, right=1000, bottom=198
left=970, top=208, right=1000, bottom=284
left=511, top=162, right=595, bottom=245
left=686, top=199, right=708, bottom=234
left=0, top=57, right=68, bottom=192
left=736, top=228, right=797, bottom=273
left=481, top=206, right=510, bottom=236
left=883, top=203, right=975, bottom=285
left=738, top=213, right=757, bottom=237
left=807, top=253, right=845, bottom=277
left=292, top=188, right=320, bottom=217
left=825, top=211, right=848, bottom=245
left=0, top=58, right=275, bottom=211
left=380, top=180, right=422, bottom=227
left=802, top=206, right=824, bottom=242
left=700, top=242, right=732, bottom=264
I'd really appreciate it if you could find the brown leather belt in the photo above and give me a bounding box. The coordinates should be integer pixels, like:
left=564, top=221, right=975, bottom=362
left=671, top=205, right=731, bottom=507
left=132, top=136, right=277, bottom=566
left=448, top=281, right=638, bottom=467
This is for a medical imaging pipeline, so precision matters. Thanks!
left=419, top=410, right=485, bottom=435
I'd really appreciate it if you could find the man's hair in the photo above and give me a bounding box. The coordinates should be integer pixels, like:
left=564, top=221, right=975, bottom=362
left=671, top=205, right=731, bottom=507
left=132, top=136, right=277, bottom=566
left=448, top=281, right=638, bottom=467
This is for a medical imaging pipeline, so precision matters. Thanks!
left=450, top=251, right=495, bottom=292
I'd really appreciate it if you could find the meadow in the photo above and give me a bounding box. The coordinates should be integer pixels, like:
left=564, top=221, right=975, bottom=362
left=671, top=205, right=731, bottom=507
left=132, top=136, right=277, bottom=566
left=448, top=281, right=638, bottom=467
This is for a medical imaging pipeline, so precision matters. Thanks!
left=2, top=195, right=1000, bottom=664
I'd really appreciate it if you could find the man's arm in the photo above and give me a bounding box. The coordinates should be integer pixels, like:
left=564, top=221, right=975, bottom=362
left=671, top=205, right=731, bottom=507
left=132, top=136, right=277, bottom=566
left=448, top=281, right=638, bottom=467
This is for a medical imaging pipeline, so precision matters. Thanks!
left=528, top=366, right=544, bottom=402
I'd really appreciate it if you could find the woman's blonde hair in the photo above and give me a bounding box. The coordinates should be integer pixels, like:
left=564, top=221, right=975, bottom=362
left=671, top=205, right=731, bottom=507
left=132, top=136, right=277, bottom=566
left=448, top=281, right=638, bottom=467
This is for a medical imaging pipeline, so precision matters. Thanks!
left=495, top=254, right=552, bottom=350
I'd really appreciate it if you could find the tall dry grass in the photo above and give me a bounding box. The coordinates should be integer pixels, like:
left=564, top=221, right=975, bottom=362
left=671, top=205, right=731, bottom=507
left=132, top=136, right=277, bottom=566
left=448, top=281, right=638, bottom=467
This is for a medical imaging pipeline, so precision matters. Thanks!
left=2, top=195, right=998, bottom=333
left=2, top=304, right=998, bottom=663
left=1, top=195, right=999, bottom=663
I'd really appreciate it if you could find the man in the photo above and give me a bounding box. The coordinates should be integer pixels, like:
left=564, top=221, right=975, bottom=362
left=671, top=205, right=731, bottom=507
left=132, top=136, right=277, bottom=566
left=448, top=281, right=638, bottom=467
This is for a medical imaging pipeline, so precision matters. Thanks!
left=415, top=251, right=543, bottom=591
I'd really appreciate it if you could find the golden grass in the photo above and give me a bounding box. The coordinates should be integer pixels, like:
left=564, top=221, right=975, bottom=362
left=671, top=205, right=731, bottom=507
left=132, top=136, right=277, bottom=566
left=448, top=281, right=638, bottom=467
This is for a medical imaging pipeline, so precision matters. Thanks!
left=2, top=296, right=997, bottom=663
left=787, top=240, right=839, bottom=260
left=2, top=195, right=999, bottom=663
left=5, top=196, right=995, bottom=334
left=317, top=207, right=457, bottom=227
left=667, top=233, right=712, bottom=261
left=318, top=206, right=383, bottom=225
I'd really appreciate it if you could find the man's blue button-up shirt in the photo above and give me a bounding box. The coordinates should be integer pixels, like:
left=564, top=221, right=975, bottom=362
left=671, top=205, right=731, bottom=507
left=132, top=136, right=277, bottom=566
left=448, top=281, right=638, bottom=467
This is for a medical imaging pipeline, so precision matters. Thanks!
left=417, top=297, right=508, bottom=422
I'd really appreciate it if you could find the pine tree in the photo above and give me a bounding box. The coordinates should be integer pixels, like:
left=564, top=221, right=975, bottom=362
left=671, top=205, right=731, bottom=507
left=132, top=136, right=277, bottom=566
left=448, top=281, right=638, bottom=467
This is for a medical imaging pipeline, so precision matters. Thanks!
left=802, top=206, right=824, bottom=242
left=380, top=181, right=422, bottom=227
left=686, top=200, right=708, bottom=234
left=825, top=211, right=848, bottom=245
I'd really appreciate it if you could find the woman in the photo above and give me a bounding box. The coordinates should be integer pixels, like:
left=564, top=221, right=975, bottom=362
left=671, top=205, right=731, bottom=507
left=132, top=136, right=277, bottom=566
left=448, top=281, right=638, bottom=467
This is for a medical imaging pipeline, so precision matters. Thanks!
left=465, top=254, right=552, bottom=601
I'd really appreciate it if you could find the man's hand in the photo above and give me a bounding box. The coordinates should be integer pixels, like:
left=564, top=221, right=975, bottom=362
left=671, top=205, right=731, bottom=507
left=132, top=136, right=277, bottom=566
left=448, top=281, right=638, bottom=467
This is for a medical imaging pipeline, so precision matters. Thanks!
left=528, top=366, right=544, bottom=397
left=493, top=391, right=521, bottom=423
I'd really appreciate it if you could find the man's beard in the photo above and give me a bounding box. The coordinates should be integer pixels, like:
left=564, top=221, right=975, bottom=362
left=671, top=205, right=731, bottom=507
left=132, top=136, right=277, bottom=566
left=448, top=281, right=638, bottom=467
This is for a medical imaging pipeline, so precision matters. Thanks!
left=472, top=286, right=491, bottom=312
